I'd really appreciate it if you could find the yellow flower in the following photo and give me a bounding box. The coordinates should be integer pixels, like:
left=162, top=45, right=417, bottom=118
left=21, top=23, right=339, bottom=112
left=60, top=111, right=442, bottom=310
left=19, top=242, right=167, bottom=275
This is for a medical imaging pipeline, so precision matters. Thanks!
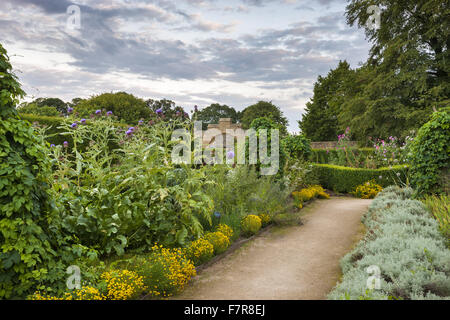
left=241, top=215, right=262, bottom=235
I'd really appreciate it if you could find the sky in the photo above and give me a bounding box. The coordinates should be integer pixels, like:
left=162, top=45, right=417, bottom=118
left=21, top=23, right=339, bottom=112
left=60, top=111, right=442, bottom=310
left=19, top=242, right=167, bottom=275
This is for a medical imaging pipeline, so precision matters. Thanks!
left=0, top=0, right=371, bottom=133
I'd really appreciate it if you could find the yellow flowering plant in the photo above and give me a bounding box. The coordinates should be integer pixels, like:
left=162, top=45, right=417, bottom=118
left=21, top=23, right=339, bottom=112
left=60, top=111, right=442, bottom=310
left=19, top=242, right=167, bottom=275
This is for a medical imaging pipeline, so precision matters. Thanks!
left=351, top=180, right=383, bottom=199
left=204, top=232, right=230, bottom=254
left=186, top=238, right=214, bottom=265
left=241, top=215, right=262, bottom=236
left=101, top=269, right=147, bottom=300
left=292, top=185, right=329, bottom=208
left=215, top=224, right=233, bottom=239
left=258, top=213, right=271, bottom=227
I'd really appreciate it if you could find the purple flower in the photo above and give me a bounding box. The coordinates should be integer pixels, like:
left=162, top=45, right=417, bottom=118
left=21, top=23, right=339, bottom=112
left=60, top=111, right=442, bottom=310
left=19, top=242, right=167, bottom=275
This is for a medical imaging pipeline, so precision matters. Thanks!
left=71, top=122, right=78, bottom=128
left=107, top=111, right=113, bottom=116
left=50, top=144, right=56, bottom=148
left=138, top=120, right=144, bottom=125
left=129, top=127, right=135, bottom=132
left=80, top=119, right=86, bottom=124
left=63, top=141, right=69, bottom=148
left=156, top=108, right=163, bottom=115
left=227, top=151, right=235, bottom=159
left=95, top=109, right=101, bottom=115
left=67, top=107, right=74, bottom=113
left=126, top=129, right=133, bottom=136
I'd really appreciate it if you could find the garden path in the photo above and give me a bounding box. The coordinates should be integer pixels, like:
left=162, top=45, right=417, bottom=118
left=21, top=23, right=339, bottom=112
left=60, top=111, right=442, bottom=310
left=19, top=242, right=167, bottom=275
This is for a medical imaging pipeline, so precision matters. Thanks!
left=175, top=197, right=372, bottom=300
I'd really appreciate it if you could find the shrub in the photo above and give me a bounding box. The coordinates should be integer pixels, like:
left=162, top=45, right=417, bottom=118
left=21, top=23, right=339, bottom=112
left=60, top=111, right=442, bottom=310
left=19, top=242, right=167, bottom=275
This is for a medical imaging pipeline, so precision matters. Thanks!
left=282, top=134, right=311, bottom=160
left=0, top=43, right=72, bottom=299
left=17, top=104, right=60, bottom=117
left=204, top=232, right=230, bottom=254
left=312, top=163, right=409, bottom=193
left=113, top=245, right=196, bottom=298
left=241, top=215, right=262, bottom=236
left=258, top=213, right=271, bottom=227
left=352, top=180, right=383, bottom=199
left=101, top=269, right=147, bottom=300
left=74, top=92, right=151, bottom=125
left=216, top=224, right=233, bottom=239
left=410, top=108, right=450, bottom=195
left=186, top=238, right=214, bottom=266
left=292, top=185, right=329, bottom=208
left=309, top=148, right=375, bottom=165
left=31, top=286, right=104, bottom=300
left=328, top=188, right=450, bottom=300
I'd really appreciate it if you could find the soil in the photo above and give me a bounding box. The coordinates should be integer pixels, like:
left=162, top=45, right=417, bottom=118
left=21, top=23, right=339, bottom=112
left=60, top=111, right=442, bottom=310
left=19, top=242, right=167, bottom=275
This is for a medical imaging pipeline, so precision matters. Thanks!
left=174, top=197, right=372, bottom=300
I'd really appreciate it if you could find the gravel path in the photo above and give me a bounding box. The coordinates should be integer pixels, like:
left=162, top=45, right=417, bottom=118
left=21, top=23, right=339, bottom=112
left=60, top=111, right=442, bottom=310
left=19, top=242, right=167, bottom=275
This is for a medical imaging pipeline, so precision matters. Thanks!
left=175, top=197, right=372, bottom=300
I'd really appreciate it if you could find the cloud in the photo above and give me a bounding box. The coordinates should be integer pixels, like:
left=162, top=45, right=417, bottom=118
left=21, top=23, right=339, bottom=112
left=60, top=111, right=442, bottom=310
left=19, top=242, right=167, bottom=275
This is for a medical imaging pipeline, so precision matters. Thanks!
left=0, top=0, right=370, bottom=132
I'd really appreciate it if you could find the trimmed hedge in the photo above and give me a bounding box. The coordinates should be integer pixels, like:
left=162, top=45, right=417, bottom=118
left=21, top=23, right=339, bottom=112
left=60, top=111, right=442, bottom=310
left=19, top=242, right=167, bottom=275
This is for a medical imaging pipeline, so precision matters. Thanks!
left=309, top=148, right=375, bottom=164
left=328, top=186, right=450, bottom=300
left=312, top=163, right=409, bottom=193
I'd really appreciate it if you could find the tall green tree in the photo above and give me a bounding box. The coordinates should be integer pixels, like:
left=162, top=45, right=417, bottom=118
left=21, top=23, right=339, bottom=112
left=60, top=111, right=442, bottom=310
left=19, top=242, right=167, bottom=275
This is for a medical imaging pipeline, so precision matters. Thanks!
left=75, top=92, right=151, bottom=124
left=299, top=61, right=353, bottom=141
left=240, top=101, right=288, bottom=135
left=195, top=103, right=239, bottom=130
left=340, top=0, right=449, bottom=143
left=146, top=98, right=188, bottom=121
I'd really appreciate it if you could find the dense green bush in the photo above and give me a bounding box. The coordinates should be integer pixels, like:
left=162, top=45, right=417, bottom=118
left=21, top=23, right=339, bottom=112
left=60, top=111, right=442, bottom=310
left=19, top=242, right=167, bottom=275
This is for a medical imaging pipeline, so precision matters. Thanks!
left=17, top=104, right=60, bottom=116
left=312, top=164, right=409, bottom=193
left=282, top=134, right=311, bottom=161
left=74, top=92, right=151, bottom=125
left=328, top=186, right=450, bottom=300
left=410, top=108, right=450, bottom=195
left=0, top=44, right=78, bottom=299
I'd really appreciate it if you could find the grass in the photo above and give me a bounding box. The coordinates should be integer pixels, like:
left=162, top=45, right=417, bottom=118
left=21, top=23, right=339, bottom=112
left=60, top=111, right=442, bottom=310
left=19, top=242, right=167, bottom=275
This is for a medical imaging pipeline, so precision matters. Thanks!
left=423, top=194, right=450, bottom=247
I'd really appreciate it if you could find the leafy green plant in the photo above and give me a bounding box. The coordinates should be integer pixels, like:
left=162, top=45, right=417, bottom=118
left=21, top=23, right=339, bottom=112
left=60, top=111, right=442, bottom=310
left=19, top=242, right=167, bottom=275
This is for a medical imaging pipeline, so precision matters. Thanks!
left=241, top=215, right=262, bottom=236
left=282, top=134, right=311, bottom=161
left=423, top=195, right=449, bottom=247
left=410, top=108, right=450, bottom=195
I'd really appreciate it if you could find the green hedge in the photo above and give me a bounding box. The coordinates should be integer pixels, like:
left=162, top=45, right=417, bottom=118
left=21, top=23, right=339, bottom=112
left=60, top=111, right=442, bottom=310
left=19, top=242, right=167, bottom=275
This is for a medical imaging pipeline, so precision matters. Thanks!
left=309, top=148, right=375, bottom=164
left=312, top=163, right=409, bottom=193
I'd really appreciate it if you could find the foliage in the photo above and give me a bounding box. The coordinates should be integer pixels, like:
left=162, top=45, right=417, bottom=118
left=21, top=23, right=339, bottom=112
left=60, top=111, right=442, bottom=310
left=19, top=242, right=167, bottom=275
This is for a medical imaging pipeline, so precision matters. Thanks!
left=24, top=97, right=68, bottom=114
left=48, top=116, right=214, bottom=254
left=299, top=61, right=353, bottom=141
left=17, top=104, right=60, bottom=117
left=240, top=101, right=288, bottom=135
left=328, top=187, right=450, bottom=300
left=146, top=98, right=189, bottom=122
left=101, top=269, right=147, bottom=300
left=423, top=195, right=450, bottom=247
left=0, top=43, right=77, bottom=299
left=410, top=108, right=450, bottom=195
left=204, top=232, right=230, bottom=255
left=371, top=135, right=415, bottom=168
left=285, top=159, right=319, bottom=190
left=194, top=103, right=239, bottom=130
left=186, top=238, right=214, bottom=266
left=258, top=213, right=271, bottom=227
left=282, top=134, right=311, bottom=161
left=313, top=164, right=409, bottom=193
left=74, top=92, right=151, bottom=125
left=241, top=215, right=262, bottom=236
left=111, top=245, right=196, bottom=298
left=351, top=180, right=383, bottom=199
left=202, top=165, right=289, bottom=237
left=248, top=117, right=287, bottom=177
left=292, top=185, right=329, bottom=208
left=216, top=224, right=233, bottom=239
